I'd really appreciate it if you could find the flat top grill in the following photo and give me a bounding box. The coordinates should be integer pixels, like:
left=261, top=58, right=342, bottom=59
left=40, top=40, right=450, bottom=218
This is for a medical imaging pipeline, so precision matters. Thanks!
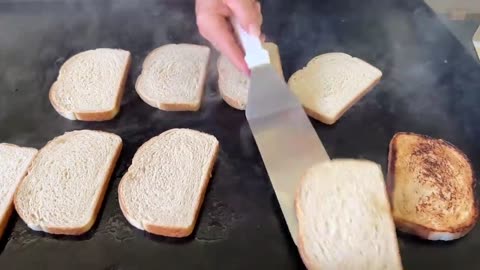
left=1, top=0, right=480, bottom=269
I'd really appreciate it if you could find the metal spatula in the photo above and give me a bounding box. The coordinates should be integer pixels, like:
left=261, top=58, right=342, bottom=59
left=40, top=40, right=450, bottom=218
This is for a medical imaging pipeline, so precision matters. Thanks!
left=231, top=20, right=330, bottom=244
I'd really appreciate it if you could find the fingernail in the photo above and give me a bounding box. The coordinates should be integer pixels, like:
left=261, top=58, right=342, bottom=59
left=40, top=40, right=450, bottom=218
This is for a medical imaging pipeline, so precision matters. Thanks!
left=248, top=24, right=261, bottom=38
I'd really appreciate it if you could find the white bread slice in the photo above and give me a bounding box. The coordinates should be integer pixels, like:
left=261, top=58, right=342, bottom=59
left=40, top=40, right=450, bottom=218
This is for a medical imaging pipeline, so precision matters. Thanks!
left=118, top=128, right=219, bottom=237
left=135, top=44, right=210, bottom=111
left=296, top=159, right=403, bottom=270
left=474, top=25, right=480, bottom=61
left=288, top=52, right=382, bottom=125
left=217, top=42, right=284, bottom=110
left=388, top=132, right=478, bottom=241
left=0, top=144, right=37, bottom=238
left=49, top=48, right=132, bottom=121
left=14, top=130, right=122, bottom=235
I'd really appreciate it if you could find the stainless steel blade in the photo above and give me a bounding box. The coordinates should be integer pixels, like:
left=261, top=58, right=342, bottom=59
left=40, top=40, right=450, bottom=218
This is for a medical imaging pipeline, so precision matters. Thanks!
left=246, top=64, right=330, bottom=245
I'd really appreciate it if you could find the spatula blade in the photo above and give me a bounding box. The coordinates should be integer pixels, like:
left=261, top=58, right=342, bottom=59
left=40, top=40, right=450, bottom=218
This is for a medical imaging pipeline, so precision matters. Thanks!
left=246, top=65, right=330, bottom=244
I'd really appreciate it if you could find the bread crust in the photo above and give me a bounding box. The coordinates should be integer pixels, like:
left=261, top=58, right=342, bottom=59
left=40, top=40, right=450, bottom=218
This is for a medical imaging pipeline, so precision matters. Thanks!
left=216, top=55, right=246, bottom=110
left=13, top=130, right=123, bottom=235
left=0, top=204, right=14, bottom=239
left=0, top=144, right=37, bottom=238
left=387, top=132, right=478, bottom=240
left=135, top=44, right=209, bottom=112
left=295, top=160, right=326, bottom=269
left=218, top=89, right=245, bottom=110
left=217, top=42, right=284, bottom=111
left=118, top=129, right=219, bottom=237
left=295, top=183, right=316, bottom=270
left=135, top=88, right=201, bottom=112
left=49, top=49, right=132, bottom=121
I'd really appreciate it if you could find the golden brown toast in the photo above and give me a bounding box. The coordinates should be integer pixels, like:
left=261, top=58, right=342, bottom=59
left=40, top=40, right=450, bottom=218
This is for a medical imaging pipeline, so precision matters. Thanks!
left=387, top=132, right=478, bottom=241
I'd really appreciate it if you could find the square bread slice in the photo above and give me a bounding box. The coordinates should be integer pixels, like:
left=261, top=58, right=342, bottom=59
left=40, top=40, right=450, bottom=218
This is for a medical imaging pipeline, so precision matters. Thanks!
left=14, top=130, right=122, bottom=235
left=118, top=128, right=219, bottom=237
left=288, top=52, right=382, bottom=125
left=217, top=42, right=284, bottom=110
left=49, top=48, right=132, bottom=121
left=388, top=132, right=478, bottom=241
left=296, top=159, right=403, bottom=270
left=135, top=44, right=210, bottom=111
left=0, top=144, right=37, bottom=238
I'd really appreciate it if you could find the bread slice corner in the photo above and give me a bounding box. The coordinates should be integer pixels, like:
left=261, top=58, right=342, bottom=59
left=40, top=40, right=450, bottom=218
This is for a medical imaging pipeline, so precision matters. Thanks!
left=296, top=159, right=403, bottom=270
left=118, top=128, right=219, bottom=237
left=13, top=130, right=122, bottom=235
left=288, top=52, right=382, bottom=125
left=49, top=48, right=132, bottom=121
left=0, top=143, right=37, bottom=238
left=217, top=42, right=284, bottom=110
left=473, top=25, right=480, bottom=61
left=388, top=132, right=478, bottom=241
left=135, top=44, right=210, bottom=111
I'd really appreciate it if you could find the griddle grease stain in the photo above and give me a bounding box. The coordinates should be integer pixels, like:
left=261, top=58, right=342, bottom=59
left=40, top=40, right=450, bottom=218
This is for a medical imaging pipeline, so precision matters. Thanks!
left=102, top=213, right=135, bottom=243
left=195, top=200, right=239, bottom=242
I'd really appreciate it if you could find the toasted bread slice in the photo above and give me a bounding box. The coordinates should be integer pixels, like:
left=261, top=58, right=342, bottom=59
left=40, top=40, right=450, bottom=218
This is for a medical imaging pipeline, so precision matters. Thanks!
left=49, top=48, right=132, bottom=121
left=217, top=42, right=284, bottom=110
left=14, top=130, right=122, bottom=235
left=135, top=44, right=210, bottom=111
left=0, top=144, right=37, bottom=238
left=388, top=132, right=478, bottom=241
left=118, top=128, right=219, bottom=237
left=296, top=159, right=402, bottom=270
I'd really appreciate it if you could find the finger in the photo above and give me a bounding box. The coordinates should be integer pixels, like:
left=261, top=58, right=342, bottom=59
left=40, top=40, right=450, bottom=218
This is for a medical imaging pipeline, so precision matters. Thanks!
left=218, top=3, right=232, bottom=17
left=256, top=2, right=263, bottom=25
left=256, top=2, right=263, bottom=29
left=199, top=15, right=249, bottom=74
left=256, top=1, right=263, bottom=26
left=196, top=0, right=231, bottom=17
left=224, top=0, right=262, bottom=37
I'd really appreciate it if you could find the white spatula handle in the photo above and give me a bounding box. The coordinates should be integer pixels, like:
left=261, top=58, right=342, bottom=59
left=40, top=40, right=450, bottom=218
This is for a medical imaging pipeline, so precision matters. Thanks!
left=230, top=18, right=270, bottom=69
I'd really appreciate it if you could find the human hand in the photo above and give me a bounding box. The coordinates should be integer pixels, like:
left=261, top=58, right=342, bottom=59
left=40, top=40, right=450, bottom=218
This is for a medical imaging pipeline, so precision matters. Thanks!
left=196, top=0, right=263, bottom=75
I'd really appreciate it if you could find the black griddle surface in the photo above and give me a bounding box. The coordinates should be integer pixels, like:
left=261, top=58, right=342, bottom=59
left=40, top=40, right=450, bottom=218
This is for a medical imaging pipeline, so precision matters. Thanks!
left=1, top=0, right=480, bottom=269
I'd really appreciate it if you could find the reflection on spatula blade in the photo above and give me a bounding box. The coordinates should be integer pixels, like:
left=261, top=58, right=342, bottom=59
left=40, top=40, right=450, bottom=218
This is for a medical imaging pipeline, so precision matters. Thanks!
left=246, top=64, right=330, bottom=244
